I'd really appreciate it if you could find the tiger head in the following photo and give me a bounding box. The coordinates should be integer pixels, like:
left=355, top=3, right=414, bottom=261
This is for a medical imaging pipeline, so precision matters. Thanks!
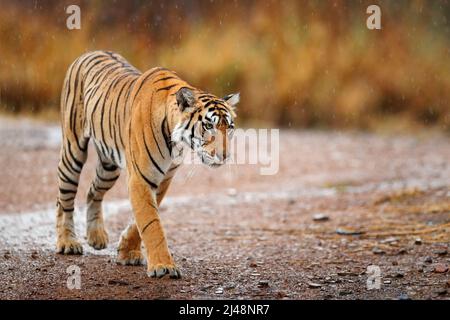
left=172, top=87, right=240, bottom=167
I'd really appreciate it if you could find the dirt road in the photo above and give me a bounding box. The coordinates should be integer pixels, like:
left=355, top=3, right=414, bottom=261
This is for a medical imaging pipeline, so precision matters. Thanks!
left=0, top=117, right=448, bottom=299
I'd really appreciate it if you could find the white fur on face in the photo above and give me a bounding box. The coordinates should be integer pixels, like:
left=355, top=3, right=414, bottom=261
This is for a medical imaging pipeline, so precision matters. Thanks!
left=171, top=120, right=202, bottom=155
left=171, top=121, right=187, bottom=145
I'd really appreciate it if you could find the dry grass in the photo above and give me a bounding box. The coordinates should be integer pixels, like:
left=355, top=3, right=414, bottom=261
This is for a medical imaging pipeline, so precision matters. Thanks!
left=0, top=0, right=449, bottom=131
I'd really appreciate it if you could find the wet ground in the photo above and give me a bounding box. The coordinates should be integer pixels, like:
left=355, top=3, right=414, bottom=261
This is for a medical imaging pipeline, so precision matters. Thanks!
left=0, top=117, right=448, bottom=300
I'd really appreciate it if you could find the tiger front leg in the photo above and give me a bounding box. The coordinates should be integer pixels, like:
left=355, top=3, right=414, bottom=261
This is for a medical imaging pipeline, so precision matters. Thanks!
left=128, top=175, right=181, bottom=279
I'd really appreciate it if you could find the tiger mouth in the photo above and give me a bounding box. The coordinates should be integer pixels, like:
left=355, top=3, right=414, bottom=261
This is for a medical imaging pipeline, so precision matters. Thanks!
left=207, top=162, right=223, bottom=168
left=199, top=152, right=225, bottom=167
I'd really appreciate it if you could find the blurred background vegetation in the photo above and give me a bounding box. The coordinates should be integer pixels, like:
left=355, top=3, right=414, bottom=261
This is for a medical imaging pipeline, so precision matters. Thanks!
left=0, top=0, right=448, bottom=131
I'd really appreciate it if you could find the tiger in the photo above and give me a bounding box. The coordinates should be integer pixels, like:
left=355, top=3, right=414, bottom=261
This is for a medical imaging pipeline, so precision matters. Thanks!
left=56, top=50, right=239, bottom=279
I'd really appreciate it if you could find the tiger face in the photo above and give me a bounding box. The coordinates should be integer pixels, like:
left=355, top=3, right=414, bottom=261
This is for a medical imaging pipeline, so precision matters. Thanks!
left=173, top=88, right=240, bottom=167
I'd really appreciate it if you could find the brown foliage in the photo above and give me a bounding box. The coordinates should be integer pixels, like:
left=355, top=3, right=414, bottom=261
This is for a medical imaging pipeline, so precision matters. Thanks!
left=0, top=0, right=448, bottom=130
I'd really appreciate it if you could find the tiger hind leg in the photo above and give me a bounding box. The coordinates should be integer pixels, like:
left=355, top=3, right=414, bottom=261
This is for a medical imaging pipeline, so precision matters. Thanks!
left=86, top=160, right=120, bottom=249
left=117, top=223, right=145, bottom=265
left=56, top=140, right=88, bottom=254
left=116, top=177, right=172, bottom=265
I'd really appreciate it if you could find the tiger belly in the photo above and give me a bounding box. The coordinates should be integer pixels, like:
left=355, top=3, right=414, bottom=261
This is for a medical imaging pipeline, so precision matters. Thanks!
left=91, top=137, right=126, bottom=169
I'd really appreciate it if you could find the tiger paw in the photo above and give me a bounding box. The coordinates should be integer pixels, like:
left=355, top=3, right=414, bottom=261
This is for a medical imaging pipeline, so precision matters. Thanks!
left=87, top=227, right=109, bottom=250
left=116, top=249, right=145, bottom=266
left=56, top=237, right=83, bottom=255
left=147, top=263, right=181, bottom=279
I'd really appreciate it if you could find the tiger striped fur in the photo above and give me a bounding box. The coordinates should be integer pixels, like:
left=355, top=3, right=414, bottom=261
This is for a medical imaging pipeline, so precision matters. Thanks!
left=56, top=50, right=239, bottom=278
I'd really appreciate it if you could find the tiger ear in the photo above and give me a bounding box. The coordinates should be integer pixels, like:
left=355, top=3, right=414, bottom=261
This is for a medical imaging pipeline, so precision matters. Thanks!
left=223, top=92, right=240, bottom=110
left=176, top=87, right=196, bottom=112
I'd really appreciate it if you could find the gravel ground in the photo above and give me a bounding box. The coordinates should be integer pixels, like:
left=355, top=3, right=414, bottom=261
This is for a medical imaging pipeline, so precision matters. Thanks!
left=0, top=117, right=448, bottom=300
